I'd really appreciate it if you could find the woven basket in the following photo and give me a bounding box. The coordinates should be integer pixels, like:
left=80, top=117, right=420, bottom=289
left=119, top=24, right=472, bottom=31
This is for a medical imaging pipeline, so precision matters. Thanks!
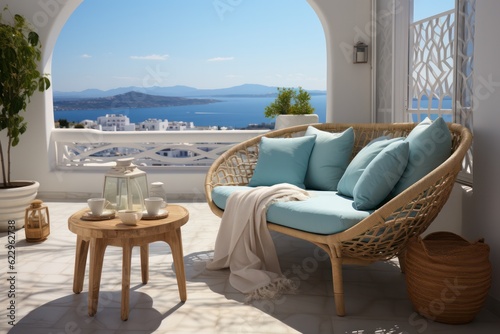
left=405, top=231, right=491, bottom=324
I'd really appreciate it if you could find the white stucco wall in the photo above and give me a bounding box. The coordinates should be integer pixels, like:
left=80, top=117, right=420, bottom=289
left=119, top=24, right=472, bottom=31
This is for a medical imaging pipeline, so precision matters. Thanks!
left=423, top=184, right=471, bottom=237
left=0, top=0, right=75, bottom=187
left=469, top=0, right=500, bottom=305
left=309, top=0, right=372, bottom=123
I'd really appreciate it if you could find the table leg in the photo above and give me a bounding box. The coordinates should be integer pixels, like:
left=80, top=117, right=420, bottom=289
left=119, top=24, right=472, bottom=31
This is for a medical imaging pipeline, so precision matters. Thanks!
left=88, top=238, right=107, bottom=317
left=164, top=228, right=187, bottom=301
left=121, top=239, right=133, bottom=321
left=73, top=235, right=89, bottom=294
left=140, top=244, right=149, bottom=284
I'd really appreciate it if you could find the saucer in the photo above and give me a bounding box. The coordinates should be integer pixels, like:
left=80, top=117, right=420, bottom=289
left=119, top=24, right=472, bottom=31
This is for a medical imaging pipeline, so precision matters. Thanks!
left=81, top=210, right=116, bottom=221
left=141, top=209, right=169, bottom=220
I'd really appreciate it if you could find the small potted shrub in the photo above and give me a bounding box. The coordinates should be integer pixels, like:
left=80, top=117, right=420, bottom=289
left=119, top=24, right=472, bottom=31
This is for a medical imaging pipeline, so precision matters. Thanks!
left=264, top=87, right=318, bottom=129
left=0, top=7, right=51, bottom=231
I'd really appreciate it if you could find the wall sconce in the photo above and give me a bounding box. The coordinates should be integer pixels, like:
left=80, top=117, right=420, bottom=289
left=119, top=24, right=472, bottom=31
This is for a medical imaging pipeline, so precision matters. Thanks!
left=353, top=42, right=368, bottom=64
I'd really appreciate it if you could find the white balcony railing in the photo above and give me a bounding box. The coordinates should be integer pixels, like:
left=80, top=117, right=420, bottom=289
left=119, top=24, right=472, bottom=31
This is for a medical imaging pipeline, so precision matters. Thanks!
left=51, top=128, right=268, bottom=171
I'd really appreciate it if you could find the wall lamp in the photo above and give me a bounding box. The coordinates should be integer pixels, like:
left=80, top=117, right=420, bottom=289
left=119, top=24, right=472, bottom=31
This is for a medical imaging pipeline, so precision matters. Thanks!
left=353, top=42, right=368, bottom=64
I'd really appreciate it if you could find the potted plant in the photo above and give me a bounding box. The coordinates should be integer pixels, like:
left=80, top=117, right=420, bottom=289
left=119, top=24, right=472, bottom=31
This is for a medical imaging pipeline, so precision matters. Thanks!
left=0, top=7, right=51, bottom=231
left=264, top=87, right=318, bottom=129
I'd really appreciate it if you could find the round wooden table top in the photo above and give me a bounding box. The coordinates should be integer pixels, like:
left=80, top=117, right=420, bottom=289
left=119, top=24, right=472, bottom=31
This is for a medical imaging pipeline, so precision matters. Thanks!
left=68, top=204, right=189, bottom=239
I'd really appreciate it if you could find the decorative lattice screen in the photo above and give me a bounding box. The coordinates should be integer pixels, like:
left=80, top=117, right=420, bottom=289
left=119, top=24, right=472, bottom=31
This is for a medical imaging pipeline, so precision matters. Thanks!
left=408, top=9, right=455, bottom=121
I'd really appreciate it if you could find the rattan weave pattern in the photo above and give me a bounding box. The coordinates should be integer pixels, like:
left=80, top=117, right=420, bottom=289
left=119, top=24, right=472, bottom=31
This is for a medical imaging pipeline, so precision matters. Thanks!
left=405, top=232, right=491, bottom=324
left=205, top=122, right=473, bottom=316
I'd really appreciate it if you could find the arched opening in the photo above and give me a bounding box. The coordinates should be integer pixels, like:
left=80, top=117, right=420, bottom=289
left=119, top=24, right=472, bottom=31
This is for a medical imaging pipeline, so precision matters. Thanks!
left=50, top=0, right=327, bottom=129
left=8, top=0, right=376, bottom=196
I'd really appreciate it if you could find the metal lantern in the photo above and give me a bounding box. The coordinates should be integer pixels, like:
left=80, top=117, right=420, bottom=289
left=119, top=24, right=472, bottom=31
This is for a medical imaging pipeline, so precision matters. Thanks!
left=24, top=200, right=50, bottom=242
left=102, top=158, right=149, bottom=212
left=353, top=41, right=368, bottom=63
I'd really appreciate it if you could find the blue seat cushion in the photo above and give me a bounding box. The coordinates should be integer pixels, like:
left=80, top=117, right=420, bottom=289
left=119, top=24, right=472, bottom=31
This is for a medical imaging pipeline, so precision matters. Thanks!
left=211, top=186, right=372, bottom=235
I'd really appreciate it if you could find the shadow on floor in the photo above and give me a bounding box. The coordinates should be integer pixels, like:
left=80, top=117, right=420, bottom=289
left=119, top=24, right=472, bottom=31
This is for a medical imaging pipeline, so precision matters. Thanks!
left=8, top=290, right=185, bottom=333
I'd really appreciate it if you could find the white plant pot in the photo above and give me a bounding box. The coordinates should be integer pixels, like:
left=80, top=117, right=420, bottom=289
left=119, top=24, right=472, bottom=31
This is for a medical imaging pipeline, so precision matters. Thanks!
left=274, top=114, right=319, bottom=130
left=0, top=181, right=40, bottom=231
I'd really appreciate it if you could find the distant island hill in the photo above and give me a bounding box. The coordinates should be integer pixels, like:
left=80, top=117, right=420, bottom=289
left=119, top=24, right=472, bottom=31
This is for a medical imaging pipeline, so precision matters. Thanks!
left=52, top=84, right=326, bottom=111
left=53, top=91, right=220, bottom=111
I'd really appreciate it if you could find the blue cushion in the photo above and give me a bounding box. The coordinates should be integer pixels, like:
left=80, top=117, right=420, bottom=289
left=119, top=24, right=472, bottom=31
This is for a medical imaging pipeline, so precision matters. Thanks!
left=337, top=137, right=404, bottom=197
left=353, top=141, right=410, bottom=210
left=248, top=136, right=316, bottom=188
left=304, top=126, right=354, bottom=191
left=211, top=186, right=371, bottom=234
left=390, top=117, right=452, bottom=196
left=211, top=186, right=250, bottom=210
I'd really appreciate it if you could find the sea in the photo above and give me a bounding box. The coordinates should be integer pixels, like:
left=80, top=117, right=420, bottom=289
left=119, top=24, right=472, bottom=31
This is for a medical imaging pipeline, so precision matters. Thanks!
left=53, top=95, right=327, bottom=129
left=53, top=95, right=453, bottom=128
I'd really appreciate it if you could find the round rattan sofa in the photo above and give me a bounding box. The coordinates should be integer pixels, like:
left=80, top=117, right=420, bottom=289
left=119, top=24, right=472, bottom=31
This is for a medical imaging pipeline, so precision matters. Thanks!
left=205, top=122, right=473, bottom=316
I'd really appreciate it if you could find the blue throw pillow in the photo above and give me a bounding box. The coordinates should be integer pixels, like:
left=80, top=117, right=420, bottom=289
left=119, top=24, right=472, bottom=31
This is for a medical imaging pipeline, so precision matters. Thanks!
left=337, top=136, right=404, bottom=197
left=304, top=126, right=354, bottom=191
left=390, top=117, right=452, bottom=196
left=249, top=135, right=316, bottom=188
left=353, top=141, right=410, bottom=210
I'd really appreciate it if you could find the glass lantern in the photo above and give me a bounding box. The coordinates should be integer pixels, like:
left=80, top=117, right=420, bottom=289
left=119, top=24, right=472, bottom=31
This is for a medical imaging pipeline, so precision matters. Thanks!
left=103, top=158, right=149, bottom=212
left=353, top=41, right=368, bottom=63
left=24, top=200, right=50, bottom=242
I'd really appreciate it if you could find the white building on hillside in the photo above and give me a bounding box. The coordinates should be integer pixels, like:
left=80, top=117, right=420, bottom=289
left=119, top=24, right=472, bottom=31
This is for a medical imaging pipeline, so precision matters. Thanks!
left=167, top=121, right=195, bottom=131
left=138, top=118, right=169, bottom=131
left=80, top=119, right=99, bottom=129
left=97, top=114, right=135, bottom=131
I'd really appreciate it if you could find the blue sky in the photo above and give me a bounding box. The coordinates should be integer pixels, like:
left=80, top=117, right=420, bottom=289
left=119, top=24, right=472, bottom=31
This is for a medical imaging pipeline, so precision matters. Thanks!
left=52, top=0, right=326, bottom=92
left=52, top=0, right=455, bottom=93
left=413, top=0, right=455, bottom=22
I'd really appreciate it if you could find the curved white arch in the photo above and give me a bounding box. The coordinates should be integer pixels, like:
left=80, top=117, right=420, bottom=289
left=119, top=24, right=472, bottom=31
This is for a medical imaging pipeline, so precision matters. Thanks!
left=5, top=0, right=372, bottom=195
left=307, top=0, right=334, bottom=122
left=42, top=0, right=84, bottom=65
left=308, top=0, right=372, bottom=123
left=39, top=0, right=335, bottom=124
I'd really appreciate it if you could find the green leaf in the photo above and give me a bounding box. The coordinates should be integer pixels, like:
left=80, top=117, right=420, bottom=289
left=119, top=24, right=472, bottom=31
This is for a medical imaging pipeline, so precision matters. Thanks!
left=39, top=76, right=51, bottom=91
left=28, top=31, right=39, bottom=46
left=0, top=8, right=51, bottom=184
left=264, top=87, right=314, bottom=118
left=14, top=14, right=24, bottom=27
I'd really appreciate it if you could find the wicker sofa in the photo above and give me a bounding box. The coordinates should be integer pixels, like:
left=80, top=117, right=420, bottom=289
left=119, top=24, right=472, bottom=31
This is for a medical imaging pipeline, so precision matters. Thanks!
left=205, top=121, right=472, bottom=316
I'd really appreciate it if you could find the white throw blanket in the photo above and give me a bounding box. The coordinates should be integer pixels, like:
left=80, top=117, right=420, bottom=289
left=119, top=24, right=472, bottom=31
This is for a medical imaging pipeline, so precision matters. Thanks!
left=206, top=183, right=310, bottom=301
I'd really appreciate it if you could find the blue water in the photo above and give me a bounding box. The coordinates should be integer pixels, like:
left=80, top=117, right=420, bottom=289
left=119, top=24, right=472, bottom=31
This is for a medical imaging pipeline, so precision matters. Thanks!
left=54, top=95, right=327, bottom=129
left=411, top=97, right=453, bottom=122
left=54, top=95, right=455, bottom=127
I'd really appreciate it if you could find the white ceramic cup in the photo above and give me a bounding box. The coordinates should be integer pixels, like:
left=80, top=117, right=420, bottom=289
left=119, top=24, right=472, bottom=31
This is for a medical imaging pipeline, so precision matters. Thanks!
left=144, top=197, right=166, bottom=216
left=87, top=198, right=106, bottom=216
left=117, top=210, right=143, bottom=225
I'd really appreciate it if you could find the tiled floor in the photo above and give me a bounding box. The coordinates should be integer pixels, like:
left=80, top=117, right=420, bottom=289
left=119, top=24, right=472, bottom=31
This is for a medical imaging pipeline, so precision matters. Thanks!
left=1, top=200, right=499, bottom=334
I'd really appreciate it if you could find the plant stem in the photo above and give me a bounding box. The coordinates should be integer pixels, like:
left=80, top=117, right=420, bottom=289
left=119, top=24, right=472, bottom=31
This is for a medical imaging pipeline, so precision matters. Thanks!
left=0, top=139, right=6, bottom=187
left=7, top=136, right=12, bottom=186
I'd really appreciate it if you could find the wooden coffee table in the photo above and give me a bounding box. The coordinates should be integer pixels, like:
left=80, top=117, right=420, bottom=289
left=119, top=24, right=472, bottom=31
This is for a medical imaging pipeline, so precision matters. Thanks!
left=68, top=204, right=189, bottom=321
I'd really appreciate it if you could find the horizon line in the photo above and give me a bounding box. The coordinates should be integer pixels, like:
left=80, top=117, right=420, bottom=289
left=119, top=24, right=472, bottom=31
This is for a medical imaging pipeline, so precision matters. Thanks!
left=53, top=83, right=328, bottom=94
